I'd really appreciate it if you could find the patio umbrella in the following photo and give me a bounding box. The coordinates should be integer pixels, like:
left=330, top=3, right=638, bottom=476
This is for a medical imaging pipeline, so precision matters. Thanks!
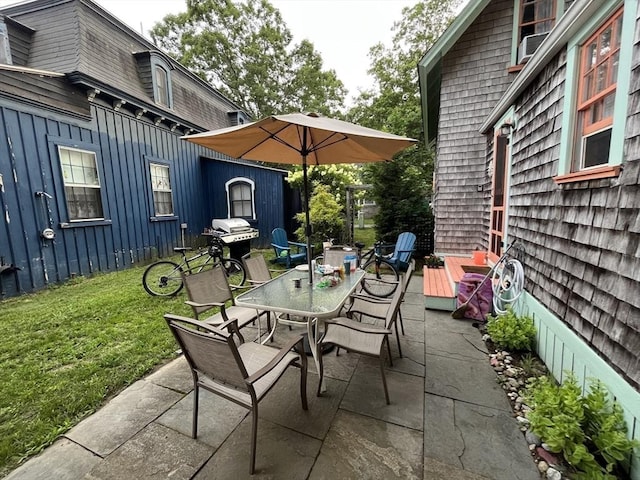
left=182, top=112, right=417, bottom=282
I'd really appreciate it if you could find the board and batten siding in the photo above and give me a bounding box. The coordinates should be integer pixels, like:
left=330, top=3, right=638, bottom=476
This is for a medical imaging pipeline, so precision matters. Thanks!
left=0, top=101, right=278, bottom=297
left=201, top=158, right=287, bottom=247
left=434, top=0, right=515, bottom=255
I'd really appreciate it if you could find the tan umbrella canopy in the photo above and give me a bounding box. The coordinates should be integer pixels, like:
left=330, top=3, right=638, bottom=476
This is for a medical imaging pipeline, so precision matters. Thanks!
left=183, top=112, right=417, bottom=281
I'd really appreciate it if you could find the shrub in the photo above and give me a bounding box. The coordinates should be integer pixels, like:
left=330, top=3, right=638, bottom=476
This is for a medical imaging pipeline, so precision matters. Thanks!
left=485, top=308, right=536, bottom=351
left=525, top=373, right=639, bottom=479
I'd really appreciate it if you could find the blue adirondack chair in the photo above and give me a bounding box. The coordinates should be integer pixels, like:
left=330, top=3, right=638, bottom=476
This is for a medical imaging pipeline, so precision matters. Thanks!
left=270, top=228, right=308, bottom=268
left=386, top=232, right=416, bottom=272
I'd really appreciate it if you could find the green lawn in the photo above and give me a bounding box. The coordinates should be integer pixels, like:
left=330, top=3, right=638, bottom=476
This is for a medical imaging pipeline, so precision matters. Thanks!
left=0, top=258, right=196, bottom=476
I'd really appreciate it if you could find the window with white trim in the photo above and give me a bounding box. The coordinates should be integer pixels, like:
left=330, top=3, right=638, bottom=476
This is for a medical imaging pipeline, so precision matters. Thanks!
left=226, top=178, right=255, bottom=219
left=58, top=146, right=104, bottom=220
left=574, top=7, right=622, bottom=171
left=150, top=163, right=174, bottom=216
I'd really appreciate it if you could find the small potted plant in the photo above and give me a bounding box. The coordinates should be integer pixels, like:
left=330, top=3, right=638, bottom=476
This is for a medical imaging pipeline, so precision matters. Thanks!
left=424, top=254, right=444, bottom=269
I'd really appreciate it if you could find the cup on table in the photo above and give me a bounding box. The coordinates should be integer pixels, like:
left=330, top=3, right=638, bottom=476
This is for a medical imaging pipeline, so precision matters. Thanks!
left=343, top=260, right=351, bottom=275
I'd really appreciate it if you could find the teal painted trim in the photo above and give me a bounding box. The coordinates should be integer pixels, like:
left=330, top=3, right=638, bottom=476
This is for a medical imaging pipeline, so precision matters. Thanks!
left=510, top=1, right=521, bottom=66
left=558, top=46, right=579, bottom=174
left=609, top=0, right=636, bottom=166
left=517, top=291, right=640, bottom=479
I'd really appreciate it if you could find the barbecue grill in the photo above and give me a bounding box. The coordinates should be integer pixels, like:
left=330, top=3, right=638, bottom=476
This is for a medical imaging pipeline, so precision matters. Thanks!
left=210, top=218, right=259, bottom=260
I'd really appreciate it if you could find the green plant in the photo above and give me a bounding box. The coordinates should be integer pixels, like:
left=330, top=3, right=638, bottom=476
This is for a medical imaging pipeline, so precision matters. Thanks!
left=424, top=254, right=443, bottom=268
left=518, top=352, right=545, bottom=377
left=525, top=374, right=639, bottom=479
left=295, top=184, right=345, bottom=247
left=485, top=308, right=536, bottom=351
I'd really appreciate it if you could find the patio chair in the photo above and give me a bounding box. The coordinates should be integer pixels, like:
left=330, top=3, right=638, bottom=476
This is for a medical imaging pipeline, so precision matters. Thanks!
left=241, top=253, right=283, bottom=341
left=386, top=231, right=416, bottom=272
left=181, top=263, right=270, bottom=333
left=397, top=259, right=415, bottom=335
left=271, top=227, right=308, bottom=268
left=317, top=286, right=403, bottom=404
left=164, top=314, right=308, bottom=475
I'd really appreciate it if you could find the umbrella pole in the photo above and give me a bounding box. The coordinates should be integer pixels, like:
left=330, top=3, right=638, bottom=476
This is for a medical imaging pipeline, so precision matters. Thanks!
left=302, top=155, right=313, bottom=284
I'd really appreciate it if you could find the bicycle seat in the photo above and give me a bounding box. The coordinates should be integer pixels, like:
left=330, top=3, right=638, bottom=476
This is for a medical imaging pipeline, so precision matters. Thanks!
left=354, top=242, right=365, bottom=249
left=173, top=247, right=192, bottom=253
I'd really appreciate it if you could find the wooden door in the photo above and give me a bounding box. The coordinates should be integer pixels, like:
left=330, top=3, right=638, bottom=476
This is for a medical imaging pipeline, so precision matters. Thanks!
left=490, top=135, right=509, bottom=257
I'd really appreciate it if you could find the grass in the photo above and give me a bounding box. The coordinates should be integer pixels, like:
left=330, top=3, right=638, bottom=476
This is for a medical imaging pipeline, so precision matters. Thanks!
left=0, top=258, right=194, bottom=476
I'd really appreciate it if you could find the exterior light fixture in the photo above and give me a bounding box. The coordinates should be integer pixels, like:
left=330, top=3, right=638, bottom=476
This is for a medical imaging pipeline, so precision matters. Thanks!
left=499, top=121, right=515, bottom=137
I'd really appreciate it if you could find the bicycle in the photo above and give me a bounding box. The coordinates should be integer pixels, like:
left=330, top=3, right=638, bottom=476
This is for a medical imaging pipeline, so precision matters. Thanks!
left=142, top=234, right=246, bottom=296
left=317, top=239, right=399, bottom=297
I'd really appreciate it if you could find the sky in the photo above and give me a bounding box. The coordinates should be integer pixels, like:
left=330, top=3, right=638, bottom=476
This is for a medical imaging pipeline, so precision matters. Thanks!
left=0, top=0, right=416, bottom=102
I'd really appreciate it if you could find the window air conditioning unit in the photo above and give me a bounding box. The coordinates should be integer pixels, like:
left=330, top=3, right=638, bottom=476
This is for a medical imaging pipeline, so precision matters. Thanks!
left=518, top=32, right=549, bottom=64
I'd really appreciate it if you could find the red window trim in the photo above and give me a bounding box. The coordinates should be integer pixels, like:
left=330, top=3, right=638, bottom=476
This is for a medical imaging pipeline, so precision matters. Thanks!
left=553, top=165, right=621, bottom=184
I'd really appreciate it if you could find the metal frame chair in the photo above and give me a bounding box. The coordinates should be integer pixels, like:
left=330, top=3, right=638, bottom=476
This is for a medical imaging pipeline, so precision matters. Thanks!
left=181, top=263, right=270, bottom=333
left=317, top=286, right=403, bottom=404
left=164, top=314, right=308, bottom=474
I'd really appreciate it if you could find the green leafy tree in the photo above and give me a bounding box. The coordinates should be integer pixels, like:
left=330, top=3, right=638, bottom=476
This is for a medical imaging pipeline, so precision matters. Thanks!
left=294, top=184, right=344, bottom=249
left=150, top=0, right=347, bottom=119
left=347, top=0, right=462, bottom=249
left=287, top=164, right=360, bottom=207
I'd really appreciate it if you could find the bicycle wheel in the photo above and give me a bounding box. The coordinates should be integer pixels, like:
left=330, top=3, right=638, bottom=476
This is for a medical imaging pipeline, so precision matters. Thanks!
left=361, top=258, right=399, bottom=297
left=142, top=261, right=184, bottom=296
left=221, top=258, right=246, bottom=289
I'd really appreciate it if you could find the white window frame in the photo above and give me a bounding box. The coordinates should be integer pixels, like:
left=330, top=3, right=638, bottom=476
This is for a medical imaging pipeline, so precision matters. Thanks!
left=225, top=177, right=255, bottom=220
left=58, top=146, right=104, bottom=221
left=149, top=162, right=174, bottom=216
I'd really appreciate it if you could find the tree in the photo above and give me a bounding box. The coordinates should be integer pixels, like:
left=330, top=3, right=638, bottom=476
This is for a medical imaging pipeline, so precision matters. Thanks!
left=347, top=0, right=462, bottom=252
left=150, top=0, right=347, bottom=119
left=294, top=184, right=344, bottom=249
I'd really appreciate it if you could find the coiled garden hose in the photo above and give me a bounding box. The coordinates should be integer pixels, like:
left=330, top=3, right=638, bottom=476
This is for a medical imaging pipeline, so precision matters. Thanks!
left=492, top=258, right=524, bottom=314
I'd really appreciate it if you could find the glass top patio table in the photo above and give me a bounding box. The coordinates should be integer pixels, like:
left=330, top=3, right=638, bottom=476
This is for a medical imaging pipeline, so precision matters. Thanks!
left=235, top=268, right=366, bottom=319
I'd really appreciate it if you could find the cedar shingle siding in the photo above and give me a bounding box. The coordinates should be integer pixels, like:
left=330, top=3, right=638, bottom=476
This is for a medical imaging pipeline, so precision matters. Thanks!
left=435, top=0, right=515, bottom=255
left=509, top=28, right=640, bottom=390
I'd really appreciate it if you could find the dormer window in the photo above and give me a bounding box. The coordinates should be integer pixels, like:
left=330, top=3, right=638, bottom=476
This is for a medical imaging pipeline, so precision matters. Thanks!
left=155, top=65, right=169, bottom=107
left=134, top=50, right=174, bottom=109
left=0, top=21, right=12, bottom=65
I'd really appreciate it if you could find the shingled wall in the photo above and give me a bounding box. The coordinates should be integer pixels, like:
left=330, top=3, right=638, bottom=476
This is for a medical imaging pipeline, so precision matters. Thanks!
left=434, top=0, right=515, bottom=255
left=509, top=16, right=640, bottom=391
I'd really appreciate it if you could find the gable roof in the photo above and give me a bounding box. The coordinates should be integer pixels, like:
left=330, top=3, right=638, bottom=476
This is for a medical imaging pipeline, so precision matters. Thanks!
left=417, top=0, right=491, bottom=144
left=0, top=0, right=249, bottom=132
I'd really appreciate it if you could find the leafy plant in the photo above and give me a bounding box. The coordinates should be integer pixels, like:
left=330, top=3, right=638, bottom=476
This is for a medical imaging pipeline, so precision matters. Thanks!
left=485, top=308, right=536, bottom=351
left=424, top=254, right=443, bottom=268
left=294, top=184, right=344, bottom=248
left=525, top=374, right=639, bottom=479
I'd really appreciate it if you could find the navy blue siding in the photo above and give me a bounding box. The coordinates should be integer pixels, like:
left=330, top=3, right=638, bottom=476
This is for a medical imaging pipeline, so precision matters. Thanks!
left=0, top=102, right=286, bottom=297
left=201, top=158, right=287, bottom=247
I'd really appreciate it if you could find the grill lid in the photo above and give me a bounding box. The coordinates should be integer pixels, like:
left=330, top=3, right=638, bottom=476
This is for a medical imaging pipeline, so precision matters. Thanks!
left=212, top=218, right=251, bottom=233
